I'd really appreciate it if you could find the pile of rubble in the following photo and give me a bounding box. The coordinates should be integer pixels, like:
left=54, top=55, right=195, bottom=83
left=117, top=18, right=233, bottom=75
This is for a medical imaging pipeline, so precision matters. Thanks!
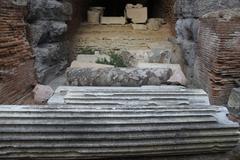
left=87, top=3, right=166, bottom=31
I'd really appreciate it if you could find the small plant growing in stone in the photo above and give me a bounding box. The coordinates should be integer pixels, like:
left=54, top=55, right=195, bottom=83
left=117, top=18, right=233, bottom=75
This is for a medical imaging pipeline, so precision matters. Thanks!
left=78, top=47, right=95, bottom=55
left=96, top=57, right=109, bottom=65
left=96, top=52, right=127, bottom=67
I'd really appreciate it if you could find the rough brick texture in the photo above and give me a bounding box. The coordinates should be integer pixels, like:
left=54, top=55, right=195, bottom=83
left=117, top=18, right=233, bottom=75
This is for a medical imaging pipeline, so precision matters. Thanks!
left=0, top=0, right=36, bottom=104
left=198, top=9, right=240, bottom=105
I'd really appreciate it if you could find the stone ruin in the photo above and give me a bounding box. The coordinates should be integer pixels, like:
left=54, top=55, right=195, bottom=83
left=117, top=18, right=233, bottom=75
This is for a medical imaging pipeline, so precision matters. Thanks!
left=0, top=0, right=240, bottom=159
left=0, top=0, right=36, bottom=104
left=87, top=3, right=165, bottom=31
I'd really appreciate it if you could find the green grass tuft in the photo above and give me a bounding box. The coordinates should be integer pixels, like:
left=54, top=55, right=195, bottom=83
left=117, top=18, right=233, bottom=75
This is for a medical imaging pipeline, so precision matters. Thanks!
left=78, top=47, right=95, bottom=55
left=96, top=52, right=127, bottom=67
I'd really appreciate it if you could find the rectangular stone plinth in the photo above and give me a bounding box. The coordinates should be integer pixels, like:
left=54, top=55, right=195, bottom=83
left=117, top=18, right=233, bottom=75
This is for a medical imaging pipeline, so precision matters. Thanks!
left=125, top=7, right=148, bottom=23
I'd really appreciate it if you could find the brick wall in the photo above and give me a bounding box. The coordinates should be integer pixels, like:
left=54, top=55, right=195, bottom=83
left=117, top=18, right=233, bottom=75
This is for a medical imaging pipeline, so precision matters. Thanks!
left=0, top=0, right=36, bottom=104
left=198, top=9, right=240, bottom=105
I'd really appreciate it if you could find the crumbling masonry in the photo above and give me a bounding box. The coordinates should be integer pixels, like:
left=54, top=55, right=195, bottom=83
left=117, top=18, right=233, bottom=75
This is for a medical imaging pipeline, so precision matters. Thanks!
left=0, top=0, right=36, bottom=104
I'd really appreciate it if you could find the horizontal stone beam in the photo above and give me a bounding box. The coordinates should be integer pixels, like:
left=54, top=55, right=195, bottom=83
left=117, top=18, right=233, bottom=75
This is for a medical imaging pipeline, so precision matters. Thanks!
left=0, top=105, right=238, bottom=159
left=48, top=86, right=210, bottom=105
left=66, top=67, right=172, bottom=86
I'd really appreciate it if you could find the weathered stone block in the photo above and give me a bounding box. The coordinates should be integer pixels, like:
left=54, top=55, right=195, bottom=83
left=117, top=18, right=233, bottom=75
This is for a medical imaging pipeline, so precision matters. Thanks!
left=89, top=7, right=105, bottom=16
left=87, top=10, right=101, bottom=24
left=28, top=0, right=72, bottom=21
left=228, top=88, right=240, bottom=116
left=29, top=21, right=67, bottom=46
left=48, top=85, right=209, bottom=105
left=125, top=7, right=148, bottom=23
left=70, top=61, right=114, bottom=69
left=137, top=63, right=188, bottom=86
left=33, top=84, right=54, bottom=104
left=101, top=17, right=126, bottom=25
left=176, top=18, right=200, bottom=42
left=132, top=24, right=147, bottom=30
left=66, top=67, right=172, bottom=86
left=0, top=104, right=238, bottom=159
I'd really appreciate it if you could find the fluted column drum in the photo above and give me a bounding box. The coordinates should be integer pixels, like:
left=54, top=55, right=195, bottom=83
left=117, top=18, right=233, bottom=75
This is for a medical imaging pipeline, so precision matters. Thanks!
left=0, top=105, right=238, bottom=159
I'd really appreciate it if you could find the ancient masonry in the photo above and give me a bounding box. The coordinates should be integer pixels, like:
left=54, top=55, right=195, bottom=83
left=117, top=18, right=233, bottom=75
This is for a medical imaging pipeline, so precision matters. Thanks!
left=0, top=0, right=36, bottom=104
left=0, top=103, right=238, bottom=159
left=27, top=0, right=73, bottom=84
left=175, top=0, right=240, bottom=80
left=48, top=86, right=210, bottom=106
left=198, top=9, right=240, bottom=105
left=161, top=0, right=176, bottom=34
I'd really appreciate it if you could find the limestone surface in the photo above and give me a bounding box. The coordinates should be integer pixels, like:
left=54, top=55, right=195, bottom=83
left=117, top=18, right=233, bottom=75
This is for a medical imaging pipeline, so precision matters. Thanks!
left=34, top=43, right=68, bottom=83
left=66, top=67, right=172, bottom=86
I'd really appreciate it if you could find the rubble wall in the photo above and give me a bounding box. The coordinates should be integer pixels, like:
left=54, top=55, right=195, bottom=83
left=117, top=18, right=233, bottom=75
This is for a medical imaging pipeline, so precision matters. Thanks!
left=0, top=0, right=36, bottom=104
left=27, top=0, right=73, bottom=84
left=198, top=9, right=240, bottom=105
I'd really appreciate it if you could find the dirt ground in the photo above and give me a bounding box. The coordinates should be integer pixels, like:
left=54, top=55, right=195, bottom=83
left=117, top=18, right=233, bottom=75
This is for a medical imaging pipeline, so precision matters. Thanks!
left=72, top=23, right=173, bottom=53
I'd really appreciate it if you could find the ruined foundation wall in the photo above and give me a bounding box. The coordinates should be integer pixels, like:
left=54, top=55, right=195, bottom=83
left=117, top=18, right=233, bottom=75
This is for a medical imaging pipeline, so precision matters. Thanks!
left=174, top=0, right=240, bottom=82
left=198, top=9, right=240, bottom=105
left=0, top=0, right=36, bottom=104
left=27, top=0, right=73, bottom=84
